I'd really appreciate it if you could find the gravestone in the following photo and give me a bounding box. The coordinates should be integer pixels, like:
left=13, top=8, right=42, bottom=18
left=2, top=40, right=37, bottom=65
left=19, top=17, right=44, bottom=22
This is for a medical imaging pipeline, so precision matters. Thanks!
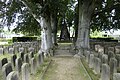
left=2, top=63, right=13, bottom=80
left=115, top=46, right=120, bottom=54
left=29, top=52, right=34, bottom=60
left=20, top=52, right=25, bottom=61
left=15, top=58, right=22, bottom=73
left=19, top=47, right=24, bottom=53
left=109, top=58, right=117, bottom=75
left=94, top=58, right=101, bottom=74
left=89, top=54, right=94, bottom=68
left=101, top=64, right=110, bottom=80
left=102, top=54, right=108, bottom=64
left=13, top=46, right=19, bottom=54
left=115, top=54, right=120, bottom=67
left=28, top=47, right=34, bottom=53
left=9, top=48, right=14, bottom=54
left=113, top=73, right=120, bottom=80
left=108, top=51, right=115, bottom=62
left=0, top=58, right=8, bottom=69
left=0, top=48, right=4, bottom=54
left=11, top=54, right=17, bottom=68
left=6, top=71, right=19, bottom=80
left=24, top=54, right=29, bottom=63
left=37, top=53, right=44, bottom=67
left=86, top=51, right=90, bottom=63
left=30, top=58, right=37, bottom=74
left=21, top=63, right=30, bottom=80
left=4, top=47, right=9, bottom=54
left=108, top=47, right=114, bottom=53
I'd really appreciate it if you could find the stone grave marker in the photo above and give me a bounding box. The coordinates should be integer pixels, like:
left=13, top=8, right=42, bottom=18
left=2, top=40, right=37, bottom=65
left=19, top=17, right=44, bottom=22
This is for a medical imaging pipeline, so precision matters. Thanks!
left=101, top=64, right=110, bottom=80
left=109, top=58, right=117, bottom=74
left=2, top=63, right=13, bottom=80
left=24, top=54, right=29, bottom=63
left=11, top=54, right=17, bottom=68
left=6, top=71, right=19, bottom=80
left=113, top=73, right=120, bottom=80
left=30, top=58, right=37, bottom=74
left=0, top=48, right=4, bottom=54
left=21, top=63, right=30, bottom=80
left=15, top=58, right=22, bottom=73
left=9, top=48, right=14, bottom=54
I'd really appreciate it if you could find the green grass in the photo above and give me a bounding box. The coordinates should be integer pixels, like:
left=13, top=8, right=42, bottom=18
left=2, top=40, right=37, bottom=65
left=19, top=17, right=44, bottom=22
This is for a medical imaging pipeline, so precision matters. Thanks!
left=81, top=58, right=100, bottom=80
left=0, top=53, right=12, bottom=60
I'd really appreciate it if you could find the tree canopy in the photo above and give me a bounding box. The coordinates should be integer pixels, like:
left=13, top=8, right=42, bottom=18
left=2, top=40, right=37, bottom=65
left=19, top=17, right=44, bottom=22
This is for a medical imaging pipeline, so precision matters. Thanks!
left=0, top=0, right=120, bottom=35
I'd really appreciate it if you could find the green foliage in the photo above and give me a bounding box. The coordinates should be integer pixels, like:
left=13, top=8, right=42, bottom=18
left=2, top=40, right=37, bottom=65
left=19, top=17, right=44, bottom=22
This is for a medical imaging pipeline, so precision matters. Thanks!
left=91, top=0, right=120, bottom=31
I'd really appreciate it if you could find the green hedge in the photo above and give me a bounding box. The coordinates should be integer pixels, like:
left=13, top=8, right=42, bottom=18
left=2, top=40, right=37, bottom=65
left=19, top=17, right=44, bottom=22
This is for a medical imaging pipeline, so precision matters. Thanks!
left=13, top=36, right=37, bottom=42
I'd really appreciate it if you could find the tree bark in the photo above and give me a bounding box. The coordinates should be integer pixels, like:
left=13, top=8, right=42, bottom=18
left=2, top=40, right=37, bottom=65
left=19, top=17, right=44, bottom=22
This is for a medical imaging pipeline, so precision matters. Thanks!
left=51, top=13, right=58, bottom=46
left=75, top=0, right=96, bottom=56
left=40, top=17, right=53, bottom=53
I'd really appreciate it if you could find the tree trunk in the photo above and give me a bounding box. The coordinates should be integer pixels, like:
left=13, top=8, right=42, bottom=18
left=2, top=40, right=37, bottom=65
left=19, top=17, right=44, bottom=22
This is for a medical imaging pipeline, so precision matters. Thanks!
left=40, top=17, right=53, bottom=53
left=75, top=0, right=96, bottom=56
left=51, top=13, right=58, bottom=46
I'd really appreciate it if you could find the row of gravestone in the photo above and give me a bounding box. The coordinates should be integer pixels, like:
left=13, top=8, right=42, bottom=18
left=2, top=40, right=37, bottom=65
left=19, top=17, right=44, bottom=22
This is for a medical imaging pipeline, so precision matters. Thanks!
left=91, top=42, right=120, bottom=54
left=0, top=48, right=45, bottom=80
left=83, top=49, right=120, bottom=80
left=0, top=41, right=41, bottom=55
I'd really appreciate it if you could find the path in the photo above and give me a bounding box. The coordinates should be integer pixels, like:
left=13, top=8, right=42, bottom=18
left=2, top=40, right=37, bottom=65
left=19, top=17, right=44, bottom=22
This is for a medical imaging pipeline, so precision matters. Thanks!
left=43, top=43, right=90, bottom=80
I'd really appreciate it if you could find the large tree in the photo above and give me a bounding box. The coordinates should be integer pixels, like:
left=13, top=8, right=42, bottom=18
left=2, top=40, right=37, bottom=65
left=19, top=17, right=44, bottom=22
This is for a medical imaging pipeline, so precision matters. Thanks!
left=75, top=0, right=120, bottom=56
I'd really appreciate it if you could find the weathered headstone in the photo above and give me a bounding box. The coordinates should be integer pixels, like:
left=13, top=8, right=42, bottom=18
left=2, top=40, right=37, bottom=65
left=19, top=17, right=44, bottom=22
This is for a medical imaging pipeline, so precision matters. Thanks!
left=115, top=54, right=120, bottom=67
left=29, top=52, right=34, bottom=60
left=21, top=63, right=30, bottom=80
left=6, top=71, right=19, bottom=80
left=108, top=51, right=115, bottom=62
left=102, top=54, right=108, bottom=64
left=86, top=51, right=90, bottom=63
left=37, top=53, right=44, bottom=67
left=11, top=54, right=17, bottom=68
left=1, top=58, right=8, bottom=66
left=2, top=63, right=13, bottom=80
left=20, top=52, right=24, bottom=61
left=30, top=58, right=37, bottom=74
left=4, top=47, right=9, bottom=54
left=9, top=48, right=14, bottom=54
left=94, top=58, right=101, bottom=74
left=89, top=54, right=94, bottom=68
left=19, top=47, right=24, bottom=53
left=109, top=58, right=117, bottom=74
left=108, top=47, right=114, bottom=53
left=115, top=46, right=120, bottom=54
left=15, top=58, right=22, bottom=73
left=28, top=47, right=34, bottom=53
left=24, top=54, right=29, bottom=63
left=113, top=73, right=120, bottom=80
left=0, top=48, right=4, bottom=54
left=101, top=64, right=110, bottom=80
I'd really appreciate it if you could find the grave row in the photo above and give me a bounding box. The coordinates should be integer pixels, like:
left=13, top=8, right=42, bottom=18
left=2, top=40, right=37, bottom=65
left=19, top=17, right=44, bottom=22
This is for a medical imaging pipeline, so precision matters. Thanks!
left=0, top=41, right=52, bottom=80
left=0, top=51, right=44, bottom=80
left=83, top=43, right=120, bottom=80
left=0, top=41, right=41, bottom=54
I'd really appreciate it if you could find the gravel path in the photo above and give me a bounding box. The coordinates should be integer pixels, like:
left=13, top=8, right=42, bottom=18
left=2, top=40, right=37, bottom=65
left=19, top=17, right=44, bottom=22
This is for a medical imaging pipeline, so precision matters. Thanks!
left=43, top=57, right=90, bottom=80
left=43, top=43, right=90, bottom=80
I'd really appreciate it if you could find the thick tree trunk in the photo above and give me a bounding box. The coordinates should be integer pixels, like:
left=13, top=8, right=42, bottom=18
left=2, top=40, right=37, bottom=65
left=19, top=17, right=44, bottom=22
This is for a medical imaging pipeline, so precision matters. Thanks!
left=75, top=0, right=96, bottom=56
left=51, top=13, right=58, bottom=45
left=40, top=17, right=53, bottom=53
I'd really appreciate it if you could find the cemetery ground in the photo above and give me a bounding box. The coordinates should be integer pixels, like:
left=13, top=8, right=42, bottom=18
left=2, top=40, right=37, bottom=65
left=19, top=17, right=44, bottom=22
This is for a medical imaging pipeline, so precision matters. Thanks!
left=0, top=42, right=92, bottom=80
left=0, top=42, right=120, bottom=80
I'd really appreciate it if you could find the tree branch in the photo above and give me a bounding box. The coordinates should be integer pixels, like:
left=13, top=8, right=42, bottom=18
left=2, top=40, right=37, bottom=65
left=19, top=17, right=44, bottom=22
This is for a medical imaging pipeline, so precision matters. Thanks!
left=20, top=0, right=41, bottom=23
